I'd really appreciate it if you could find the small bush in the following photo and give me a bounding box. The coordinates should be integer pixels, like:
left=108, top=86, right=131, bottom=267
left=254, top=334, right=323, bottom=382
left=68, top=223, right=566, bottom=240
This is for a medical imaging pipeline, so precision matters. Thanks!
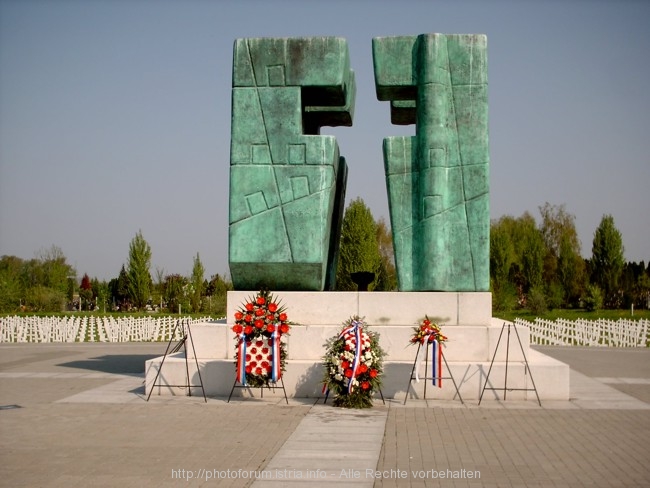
left=25, top=286, right=66, bottom=312
left=545, top=282, right=564, bottom=310
left=527, top=286, right=547, bottom=315
left=584, top=284, right=604, bottom=312
left=492, top=282, right=518, bottom=312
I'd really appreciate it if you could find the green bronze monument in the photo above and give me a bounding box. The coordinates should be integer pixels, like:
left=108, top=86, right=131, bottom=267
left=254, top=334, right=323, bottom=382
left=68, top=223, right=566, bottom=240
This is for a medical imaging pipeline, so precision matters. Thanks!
left=373, top=34, right=490, bottom=292
left=229, top=37, right=355, bottom=290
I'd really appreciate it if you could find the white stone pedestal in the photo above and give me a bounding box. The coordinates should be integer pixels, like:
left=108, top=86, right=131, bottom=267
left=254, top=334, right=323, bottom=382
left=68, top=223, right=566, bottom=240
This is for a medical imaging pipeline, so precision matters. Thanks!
left=145, top=291, right=569, bottom=401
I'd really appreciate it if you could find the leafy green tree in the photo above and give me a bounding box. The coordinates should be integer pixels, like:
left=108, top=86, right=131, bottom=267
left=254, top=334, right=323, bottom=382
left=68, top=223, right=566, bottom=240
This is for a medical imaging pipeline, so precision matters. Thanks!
left=489, top=212, right=544, bottom=309
left=635, top=270, right=650, bottom=310
left=619, top=260, right=650, bottom=309
left=556, top=236, right=587, bottom=306
left=520, top=218, right=545, bottom=294
left=109, top=265, right=131, bottom=311
left=591, top=215, right=625, bottom=308
left=527, top=285, right=548, bottom=315
left=205, top=273, right=232, bottom=315
left=36, top=245, right=75, bottom=296
left=0, top=255, right=24, bottom=312
left=490, top=221, right=513, bottom=287
left=490, top=220, right=515, bottom=311
left=375, top=218, right=397, bottom=291
left=163, top=274, right=188, bottom=313
left=67, top=276, right=75, bottom=303
left=190, top=253, right=205, bottom=313
left=206, top=273, right=231, bottom=297
left=92, top=278, right=110, bottom=313
left=335, top=198, right=382, bottom=291
left=152, top=267, right=166, bottom=311
left=621, top=261, right=638, bottom=308
left=25, top=285, right=66, bottom=312
left=126, top=230, right=152, bottom=310
left=503, top=213, right=538, bottom=300
left=4, top=247, right=76, bottom=312
left=490, top=219, right=516, bottom=310
left=495, top=212, right=544, bottom=303
left=539, top=203, right=585, bottom=307
left=584, top=284, right=604, bottom=312
left=79, top=273, right=93, bottom=311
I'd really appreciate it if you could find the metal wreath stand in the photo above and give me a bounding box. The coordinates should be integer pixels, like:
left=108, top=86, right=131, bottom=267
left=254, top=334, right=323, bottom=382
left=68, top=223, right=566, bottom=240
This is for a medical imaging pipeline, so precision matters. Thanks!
left=404, top=340, right=464, bottom=405
left=146, top=319, right=207, bottom=402
left=478, top=321, right=541, bottom=406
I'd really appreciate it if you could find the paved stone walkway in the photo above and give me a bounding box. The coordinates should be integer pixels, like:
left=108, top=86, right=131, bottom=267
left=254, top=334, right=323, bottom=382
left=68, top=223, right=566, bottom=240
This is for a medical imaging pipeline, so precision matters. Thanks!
left=0, top=343, right=649, bottom=487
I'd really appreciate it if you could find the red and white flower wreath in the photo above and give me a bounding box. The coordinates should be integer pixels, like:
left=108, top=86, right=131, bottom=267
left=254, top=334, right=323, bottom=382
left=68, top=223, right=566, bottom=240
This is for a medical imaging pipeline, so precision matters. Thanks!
left=231, top=290, right=290, bottom=388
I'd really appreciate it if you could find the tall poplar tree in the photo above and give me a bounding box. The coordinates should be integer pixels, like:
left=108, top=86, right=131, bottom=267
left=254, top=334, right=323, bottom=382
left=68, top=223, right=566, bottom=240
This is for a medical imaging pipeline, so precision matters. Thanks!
left=127, top=230, right=152, bottom=310
left=591, top=214, right=625, bottom=308
left=190, top=253, right=205, bottom=313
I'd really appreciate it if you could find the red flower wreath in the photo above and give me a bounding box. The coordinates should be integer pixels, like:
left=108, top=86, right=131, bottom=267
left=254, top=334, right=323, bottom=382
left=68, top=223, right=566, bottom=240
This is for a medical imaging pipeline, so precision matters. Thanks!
left=410, top=316, right=447, bottom=345
left=232, top=290, right=291, bottom=387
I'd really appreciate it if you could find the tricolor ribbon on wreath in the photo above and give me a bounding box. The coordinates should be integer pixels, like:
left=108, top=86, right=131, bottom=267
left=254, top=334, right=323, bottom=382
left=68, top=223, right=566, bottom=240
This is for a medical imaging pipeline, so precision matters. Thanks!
left=236, top=331, right=247, bottom=385
left=340, top=319, right=363, bottom=394
left=235, top=326, right=283, bottom=386
left=270, top=328, right=281, bottom=383
left=414, top=334, right=443, bottom=388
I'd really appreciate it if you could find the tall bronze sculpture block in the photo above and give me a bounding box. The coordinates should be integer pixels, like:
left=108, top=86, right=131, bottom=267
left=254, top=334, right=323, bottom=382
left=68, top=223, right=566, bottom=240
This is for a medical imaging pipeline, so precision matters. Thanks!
left=229, top=37, right=355, bottom=291
left=373, top=34, right=490, bottom=291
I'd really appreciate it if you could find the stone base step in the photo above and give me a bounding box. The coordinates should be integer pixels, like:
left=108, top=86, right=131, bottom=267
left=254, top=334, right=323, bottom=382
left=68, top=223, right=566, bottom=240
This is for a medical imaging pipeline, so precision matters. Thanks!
left=145, top=349, right=569, bottom=401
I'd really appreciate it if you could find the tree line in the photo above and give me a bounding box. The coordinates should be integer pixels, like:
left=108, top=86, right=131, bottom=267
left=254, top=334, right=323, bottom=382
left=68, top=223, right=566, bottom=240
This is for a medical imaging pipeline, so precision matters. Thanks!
left=1, top=201, right=648, bottom=314
left=490, top=203, right=649, bottom=313
left=0, top=231, right=232, bottom=315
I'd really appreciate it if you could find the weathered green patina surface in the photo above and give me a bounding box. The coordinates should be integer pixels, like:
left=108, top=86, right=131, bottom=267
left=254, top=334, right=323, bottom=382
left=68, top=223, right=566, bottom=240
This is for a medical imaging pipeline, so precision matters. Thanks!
left=373, top=34, right=490, bottom=292
left=229, top=37, right=354, bottom=290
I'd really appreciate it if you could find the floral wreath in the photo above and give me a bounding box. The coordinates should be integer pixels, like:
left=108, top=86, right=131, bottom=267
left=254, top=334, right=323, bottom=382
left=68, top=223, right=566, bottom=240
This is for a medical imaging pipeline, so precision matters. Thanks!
left=409, top=315, right=447, bottom=345
left=409, top=315, right=447, bottom=387
left=232, top=289, right=290, bottom=388
left=322, top=316, right=385, bottom=409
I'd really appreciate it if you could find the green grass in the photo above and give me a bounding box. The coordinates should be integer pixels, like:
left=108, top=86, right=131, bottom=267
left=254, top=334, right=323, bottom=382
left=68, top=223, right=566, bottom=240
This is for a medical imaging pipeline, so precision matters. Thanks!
left=494, top=308, right=650, bottom=323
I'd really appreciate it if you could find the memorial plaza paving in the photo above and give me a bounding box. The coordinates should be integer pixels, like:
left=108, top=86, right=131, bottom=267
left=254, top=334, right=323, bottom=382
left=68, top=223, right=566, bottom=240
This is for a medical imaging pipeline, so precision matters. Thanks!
left=0, top=342, right=649, bottom=487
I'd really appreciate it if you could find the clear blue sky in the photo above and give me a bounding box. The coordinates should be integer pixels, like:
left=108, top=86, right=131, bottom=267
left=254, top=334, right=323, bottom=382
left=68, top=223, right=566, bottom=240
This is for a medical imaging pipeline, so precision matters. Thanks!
left=1, top=0, right=648, bottom=281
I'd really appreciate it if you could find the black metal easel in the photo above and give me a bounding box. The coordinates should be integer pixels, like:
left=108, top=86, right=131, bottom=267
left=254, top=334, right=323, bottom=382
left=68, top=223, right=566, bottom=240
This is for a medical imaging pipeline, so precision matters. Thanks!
left=146, top=319, right=207, bottom=402
left=227, top=376, right=289, bottom=404
left=478, top=322, right=541, bottom=406
left=404, top=342, right=463, bottom=405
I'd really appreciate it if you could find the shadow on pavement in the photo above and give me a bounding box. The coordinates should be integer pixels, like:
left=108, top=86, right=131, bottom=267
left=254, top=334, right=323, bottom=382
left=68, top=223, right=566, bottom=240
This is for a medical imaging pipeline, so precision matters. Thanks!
left=58, top=354, right=159, bottom=374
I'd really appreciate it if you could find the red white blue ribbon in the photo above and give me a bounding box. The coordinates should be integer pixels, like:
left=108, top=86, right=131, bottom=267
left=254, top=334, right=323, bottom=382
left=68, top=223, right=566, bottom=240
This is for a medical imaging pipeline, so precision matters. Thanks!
left=270, top=328, right=281, bottom=382
left=340, top=320, right=362, bottom=394
left=236, top=334, right=247, bottom=385
left=338, top=320, right=359, bottom=341
left=431, top=339, right=442, bottom=388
